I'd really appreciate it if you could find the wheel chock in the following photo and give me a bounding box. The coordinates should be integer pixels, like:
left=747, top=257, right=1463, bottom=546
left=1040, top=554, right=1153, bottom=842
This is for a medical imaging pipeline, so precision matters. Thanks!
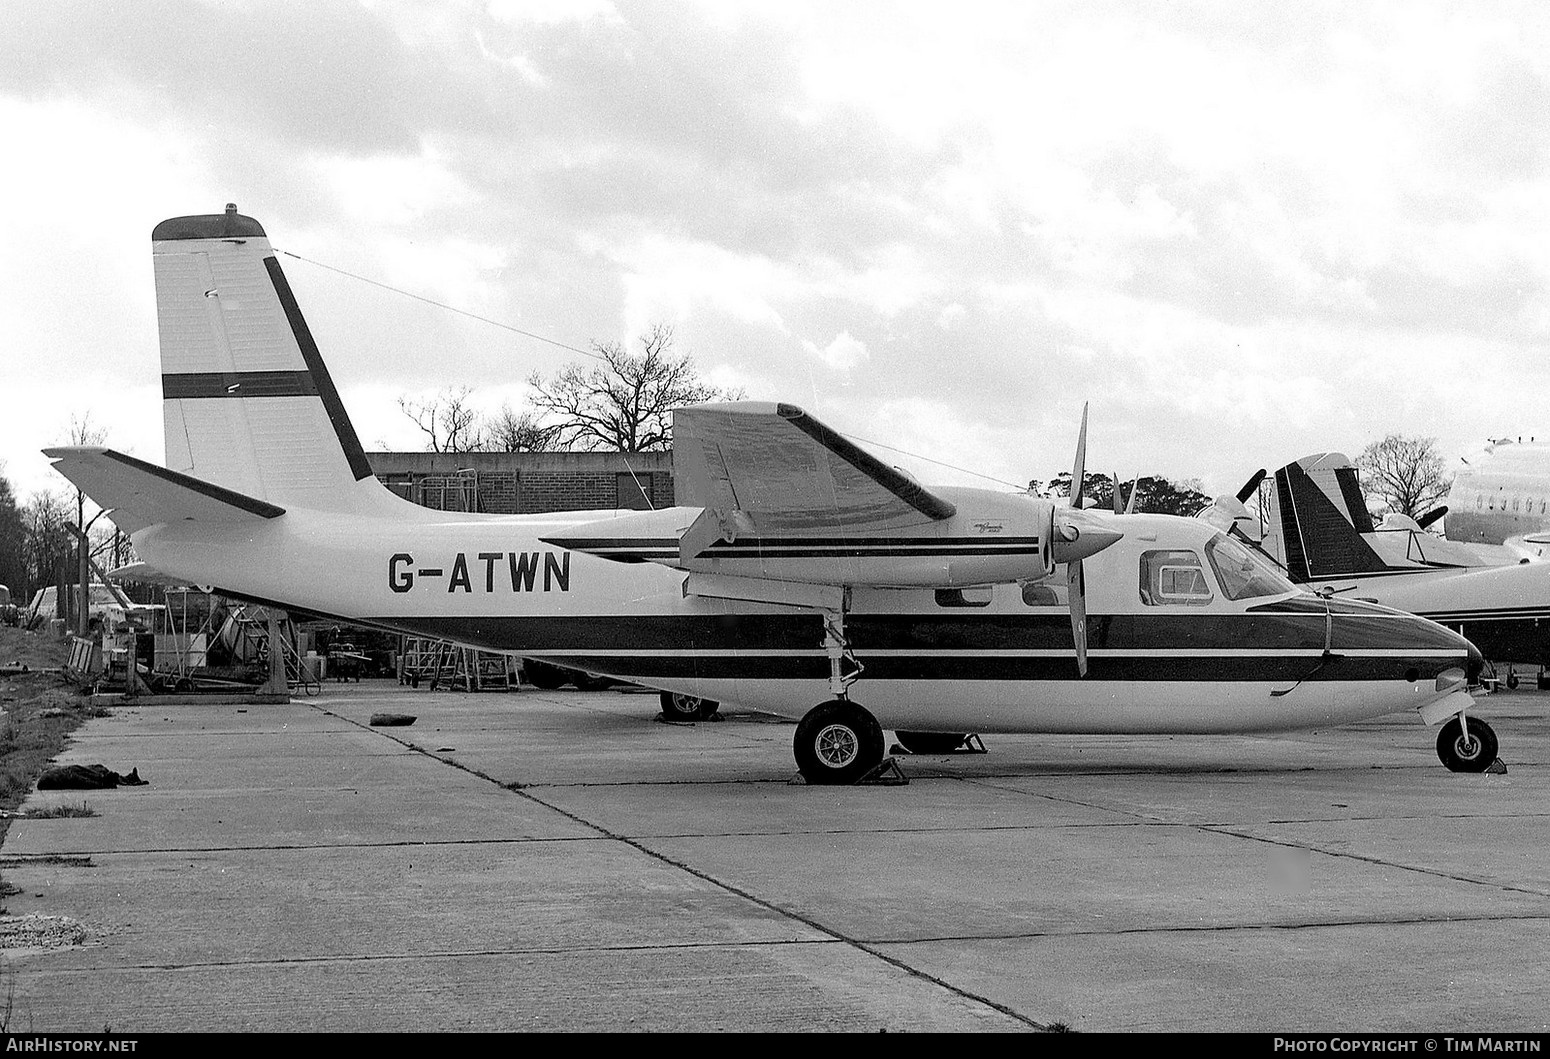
left=787, top=758, right=910, bottom=786
left=857, top=757, right=908, bottom=786
left=1486, top=758, right=1508, bottom=774
left=960, top=734, right=988, bottom=754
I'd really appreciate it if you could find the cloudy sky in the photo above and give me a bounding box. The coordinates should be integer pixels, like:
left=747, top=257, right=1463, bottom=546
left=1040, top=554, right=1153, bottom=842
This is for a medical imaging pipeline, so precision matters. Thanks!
left=2, top=0, right=1547, bottom=508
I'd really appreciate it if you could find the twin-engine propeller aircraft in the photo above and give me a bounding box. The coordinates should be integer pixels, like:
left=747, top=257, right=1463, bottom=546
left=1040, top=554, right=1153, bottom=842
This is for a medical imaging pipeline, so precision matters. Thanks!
left=1207, top=452, right=1550, bottom=687
left=44, top=207, right=1497, bottom=780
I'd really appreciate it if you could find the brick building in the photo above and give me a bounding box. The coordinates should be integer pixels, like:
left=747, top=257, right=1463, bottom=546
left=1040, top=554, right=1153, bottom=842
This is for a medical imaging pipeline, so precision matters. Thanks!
left=367, top=450, right=676, bottom=514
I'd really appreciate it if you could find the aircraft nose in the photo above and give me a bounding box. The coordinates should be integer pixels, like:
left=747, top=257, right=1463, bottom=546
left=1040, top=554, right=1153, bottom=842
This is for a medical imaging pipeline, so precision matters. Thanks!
left=1465, top=639, right=1485, bottom=685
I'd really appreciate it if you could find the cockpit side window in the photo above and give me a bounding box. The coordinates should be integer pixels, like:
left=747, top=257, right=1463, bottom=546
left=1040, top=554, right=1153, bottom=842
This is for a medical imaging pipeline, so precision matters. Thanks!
left=1204, top=532, right=1295, bottom=600
left=1140, top=549, right=1213, bottom=606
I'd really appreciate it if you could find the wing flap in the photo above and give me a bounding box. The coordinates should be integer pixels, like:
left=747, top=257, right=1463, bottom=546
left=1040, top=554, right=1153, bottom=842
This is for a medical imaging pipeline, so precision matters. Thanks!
left=672, top=403, right=956, bottom=534
left=44, top=447, right=285, bottom=533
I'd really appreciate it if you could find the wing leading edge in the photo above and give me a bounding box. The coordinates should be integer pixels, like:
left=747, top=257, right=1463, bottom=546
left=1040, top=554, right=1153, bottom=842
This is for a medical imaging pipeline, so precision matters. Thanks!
left=672, top=402, right=957, bottom=535
left=44, top=447, right=285, bottom=534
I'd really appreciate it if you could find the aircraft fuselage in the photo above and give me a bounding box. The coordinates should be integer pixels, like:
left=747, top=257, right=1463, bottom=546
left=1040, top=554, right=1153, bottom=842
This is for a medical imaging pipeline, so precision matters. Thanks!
left=134, top=507, right=1477, bottom=736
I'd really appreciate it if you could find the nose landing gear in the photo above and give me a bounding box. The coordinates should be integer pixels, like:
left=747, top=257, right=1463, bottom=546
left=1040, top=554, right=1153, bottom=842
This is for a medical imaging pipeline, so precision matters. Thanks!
left=1436, top=714, right=1500, bottom=773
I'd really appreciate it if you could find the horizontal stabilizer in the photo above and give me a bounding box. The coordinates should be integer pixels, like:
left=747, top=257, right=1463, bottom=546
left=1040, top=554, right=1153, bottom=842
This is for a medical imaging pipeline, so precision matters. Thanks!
left=44, top=447, right=285, bottom=534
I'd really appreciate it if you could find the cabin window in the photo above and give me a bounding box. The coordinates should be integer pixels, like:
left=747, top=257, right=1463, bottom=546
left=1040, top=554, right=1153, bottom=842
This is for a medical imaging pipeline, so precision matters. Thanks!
left=935, top=587, right=993, bottom=608
left=1140, top=549, right=1213, bottom=606
left=1021, top=582, right=1060, bottom=606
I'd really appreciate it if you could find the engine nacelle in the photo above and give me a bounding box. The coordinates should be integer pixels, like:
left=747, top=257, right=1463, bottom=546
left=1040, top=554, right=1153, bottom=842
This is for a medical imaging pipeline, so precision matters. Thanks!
left=541, top=489, right=1078, bottom=589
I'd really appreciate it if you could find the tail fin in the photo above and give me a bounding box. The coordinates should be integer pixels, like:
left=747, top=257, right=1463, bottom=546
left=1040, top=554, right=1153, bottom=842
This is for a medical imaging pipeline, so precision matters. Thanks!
left=1264, top=453, right=1388, bottom=581
left=154, top=205, right=392, bottom=513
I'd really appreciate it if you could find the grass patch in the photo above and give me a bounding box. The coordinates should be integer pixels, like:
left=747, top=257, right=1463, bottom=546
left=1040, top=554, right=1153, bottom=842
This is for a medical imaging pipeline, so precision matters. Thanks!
left=21, top=803, right=96, bottom=819
left=0, top=628, right=96, bottom=849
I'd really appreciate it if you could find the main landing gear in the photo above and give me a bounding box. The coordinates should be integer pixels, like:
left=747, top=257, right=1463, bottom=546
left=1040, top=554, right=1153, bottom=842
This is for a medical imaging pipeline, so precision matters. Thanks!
left=792, top=607, right=900, bottom=784
left=659, top=691, right=720, bottom=721
left=1436, top=714, right=1499, bottom=773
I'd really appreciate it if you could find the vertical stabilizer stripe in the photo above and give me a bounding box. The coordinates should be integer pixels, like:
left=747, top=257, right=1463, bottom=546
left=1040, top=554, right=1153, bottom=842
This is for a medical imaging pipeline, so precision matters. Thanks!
left=263, top=256, right=374, bottom=481
left=162, top=370, right=319, bottom=399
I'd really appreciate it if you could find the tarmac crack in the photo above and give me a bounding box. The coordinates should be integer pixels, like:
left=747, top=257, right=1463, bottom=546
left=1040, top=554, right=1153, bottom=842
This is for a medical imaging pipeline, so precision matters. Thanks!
left=1196, top=824, right=1550, bottom=899
left=306, top=702, right=1055, bottom=1030
left=960, top=775, right=1550, bottom=898
left=864, top=910, right=1550, bottom=946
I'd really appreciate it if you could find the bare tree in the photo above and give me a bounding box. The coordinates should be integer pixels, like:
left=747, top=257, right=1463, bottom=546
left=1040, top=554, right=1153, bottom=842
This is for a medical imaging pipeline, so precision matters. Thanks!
left=526, top=324, right=740, bottom=452
left=1355, top=435, right=1452, bottom=520
left=0, top=466, right=27, bottom=599
left=397, top=387, right=485, bottom=453
left=482, top=403, right=556, bottom=453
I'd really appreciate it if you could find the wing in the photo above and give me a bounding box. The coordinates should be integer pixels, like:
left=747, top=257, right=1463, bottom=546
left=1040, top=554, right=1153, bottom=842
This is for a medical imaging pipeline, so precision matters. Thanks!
left=673, top=402, right=956, bottom=534
left=44, top=447, right=285, bottom=534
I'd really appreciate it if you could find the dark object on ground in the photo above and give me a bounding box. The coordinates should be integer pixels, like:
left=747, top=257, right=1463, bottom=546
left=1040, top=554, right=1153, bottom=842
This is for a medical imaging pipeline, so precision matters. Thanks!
left=522, top=660, right=626, bottom=691
left=38, top=764, right=148, bottom=789
left=659, top=691, right=721, bottom=721
left=370, top=712, right=417, bottom=726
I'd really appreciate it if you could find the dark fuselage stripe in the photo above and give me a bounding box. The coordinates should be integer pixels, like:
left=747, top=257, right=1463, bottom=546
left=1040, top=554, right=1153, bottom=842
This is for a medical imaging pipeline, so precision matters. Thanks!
left=494, top=650, right=1457, bottom=684
left=362, top=611, right=1466, bottom=658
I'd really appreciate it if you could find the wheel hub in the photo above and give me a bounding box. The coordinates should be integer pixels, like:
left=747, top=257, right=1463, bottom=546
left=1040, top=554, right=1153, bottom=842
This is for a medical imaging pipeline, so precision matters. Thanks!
left=814, top=723, right=860, bottom=768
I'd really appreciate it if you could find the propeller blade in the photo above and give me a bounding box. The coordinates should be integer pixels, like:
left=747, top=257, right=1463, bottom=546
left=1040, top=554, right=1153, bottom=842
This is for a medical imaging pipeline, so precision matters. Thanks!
left=1125, top=477, right=1139, bottom=514
left=1416, top=505, right=1448, bottom=530
left=1236, top=469, right=1267, bottom=504
left=1068, top=558, right=1088, bottom=677
left=1112, top=471, right=1122, bottom=514
left=1069, top=402, right=1088, bottom=507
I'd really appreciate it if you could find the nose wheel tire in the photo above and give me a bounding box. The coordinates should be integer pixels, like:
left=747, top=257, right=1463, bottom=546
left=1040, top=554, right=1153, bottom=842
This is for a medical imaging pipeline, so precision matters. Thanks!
left=660, top=691, right=720, bottom=721
left=794, top=699, right=884, bottom=784
left=1437, top=716, right=1498, bottom=773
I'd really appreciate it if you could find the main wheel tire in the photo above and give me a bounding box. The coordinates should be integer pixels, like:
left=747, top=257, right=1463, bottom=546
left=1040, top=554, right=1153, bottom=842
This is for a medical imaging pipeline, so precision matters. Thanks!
left=894, top=731, right=968, bottom=755
left=1506, top=673, right=1520, bottom=690
left=524, top=660, right=566, bottom=690
left=794, top=699, right=884, bottom=785
left=660, top=691, right=720, bottom=721
left=1437, top=716, right=1498, bottom=773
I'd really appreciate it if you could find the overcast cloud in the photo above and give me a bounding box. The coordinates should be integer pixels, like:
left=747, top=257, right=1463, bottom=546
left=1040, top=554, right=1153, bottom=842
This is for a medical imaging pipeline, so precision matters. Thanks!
left=2, top=0, right=1547, bottom=506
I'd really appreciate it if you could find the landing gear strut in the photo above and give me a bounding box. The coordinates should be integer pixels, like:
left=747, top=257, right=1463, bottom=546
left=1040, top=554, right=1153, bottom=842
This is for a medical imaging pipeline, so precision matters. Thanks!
left=792, top=606, right=887, bottom=784
left=1436, top=714, right=1499, bottom=773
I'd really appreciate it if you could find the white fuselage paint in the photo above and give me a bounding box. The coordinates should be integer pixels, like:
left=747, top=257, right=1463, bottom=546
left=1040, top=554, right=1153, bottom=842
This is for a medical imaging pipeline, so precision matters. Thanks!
left=131, top=505, right=1474, bottom=736
left=1447, top=441, right=1550, bottom=545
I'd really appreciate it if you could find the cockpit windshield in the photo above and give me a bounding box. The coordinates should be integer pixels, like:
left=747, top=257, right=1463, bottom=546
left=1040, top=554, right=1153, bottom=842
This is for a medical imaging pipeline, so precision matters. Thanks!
left=1205, top=532, right=1295, bottom=601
